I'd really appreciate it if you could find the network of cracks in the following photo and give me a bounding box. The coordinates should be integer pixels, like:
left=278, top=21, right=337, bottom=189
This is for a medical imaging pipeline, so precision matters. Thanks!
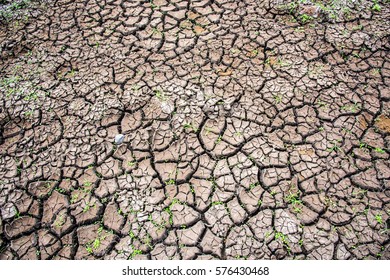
left=0, top=0, right=389, bottom=259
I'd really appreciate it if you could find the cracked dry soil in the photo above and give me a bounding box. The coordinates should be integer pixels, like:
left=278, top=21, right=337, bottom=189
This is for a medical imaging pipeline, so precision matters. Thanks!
left=0, top=0, right=389, bottom=260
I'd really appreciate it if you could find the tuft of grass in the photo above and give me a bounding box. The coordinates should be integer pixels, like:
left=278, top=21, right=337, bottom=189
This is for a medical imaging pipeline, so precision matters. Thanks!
left=300, top=13, right=312, bottom=24
left=275, top=231, right=291, bottom=253
left=375, top=214, right=383, bottom=224
left=327, top=140, right=342, bottom=153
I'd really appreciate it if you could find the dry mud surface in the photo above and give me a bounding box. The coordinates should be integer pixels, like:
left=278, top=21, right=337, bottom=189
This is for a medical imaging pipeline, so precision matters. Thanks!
left=0, top=0, right=389, bottom=260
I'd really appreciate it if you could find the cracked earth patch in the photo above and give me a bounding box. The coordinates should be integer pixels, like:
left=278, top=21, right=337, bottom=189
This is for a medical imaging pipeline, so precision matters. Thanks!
left=0, top=0, right=389, bottom=259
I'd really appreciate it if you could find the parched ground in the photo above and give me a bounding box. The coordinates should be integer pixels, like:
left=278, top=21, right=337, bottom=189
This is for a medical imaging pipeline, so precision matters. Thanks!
left=0, top=0, right=389, bottom=260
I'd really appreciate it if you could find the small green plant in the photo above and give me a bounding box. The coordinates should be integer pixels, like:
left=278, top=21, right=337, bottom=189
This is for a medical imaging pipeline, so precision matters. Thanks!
left=0, top=0, right=31, bottom=21
left=301, top=14, right=312, bottom=24
left=374, top=147, right=385, bottom=154
left=250, top=49, right=258, bottom=57
left=324, top=196, right=337, bottom=208
left=276, top=58, right=290, bottom=67
left=273, top=94, right=282, bottom=104
left=372, top=1, right=381, bottom=12
left=83, top=181, right=92, bottom=187
left=164, top=198, right=180, bottom=225
left=129, top=230, right=136, bottom=239
left=165, top=178, right=175, bottom=185
left=55, top=214, right=65, bottom=228
left=317, top=99, right=328, bottom=109
left=148, top=214, right=167, bottom=231
left=183, top=122, right=198, bottom=132
left=151, top=27, right=162, bottom=35
left=130, top=248, right=143, bottom=259
left=249, top=182, right=259, bottom=190
left=286, top=188, right=303, bottom=214
left=85, top=225, right=111, bottom=254
left=341, top=102, right=361, bottom=113
left=352, top=189, right=367, bottom=198
left=211, top=201, right=224, bottom=206
left=154, top=89, right=167, bottom=101
left=327, top=140, right=342, bottom=153
left=359, top=142, right=387, bottom=154
left=70, top=193, right=79, bottom=204
left=83, top=202, right=91, bottom=213
left=375, top=214, right=383, bottom=224
left=93, top=238, right=101, bottom=249
left=86, top=244, right=93, bottom=254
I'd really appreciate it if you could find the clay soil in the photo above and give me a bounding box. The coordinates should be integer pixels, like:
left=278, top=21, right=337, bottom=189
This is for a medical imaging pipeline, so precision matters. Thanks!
left=0, top=0, right=389, bottom=260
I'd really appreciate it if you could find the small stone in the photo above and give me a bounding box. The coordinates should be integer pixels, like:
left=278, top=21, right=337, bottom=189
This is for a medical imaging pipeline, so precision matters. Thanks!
left=114, top=134, right=125, bottom=145
left=161, top=102, right=174, bottom=114
left=137, top=212, right=148, bottom=222
left=1, top=202, right=17, bottom=220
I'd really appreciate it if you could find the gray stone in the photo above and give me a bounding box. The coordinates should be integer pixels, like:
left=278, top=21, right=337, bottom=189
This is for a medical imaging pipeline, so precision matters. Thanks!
left=114, top=134, right=125, bottom=145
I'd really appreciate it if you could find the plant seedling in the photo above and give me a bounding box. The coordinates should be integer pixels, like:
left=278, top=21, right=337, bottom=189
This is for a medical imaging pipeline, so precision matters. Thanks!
left=375, top=214, right=383, bottom=224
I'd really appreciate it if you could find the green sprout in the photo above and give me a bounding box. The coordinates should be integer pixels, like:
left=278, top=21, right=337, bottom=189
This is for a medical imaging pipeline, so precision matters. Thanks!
left=375, top=214, right=383, bottom=224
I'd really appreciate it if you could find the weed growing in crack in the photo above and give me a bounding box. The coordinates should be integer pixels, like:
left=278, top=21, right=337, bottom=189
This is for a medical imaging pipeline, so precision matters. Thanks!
left=372, top=0, right=381, bottom=12
left=55, top=187, right=66, bottom=194
left=273, top=94, right=283, bottom=104
left=316, top=99, right=328, bottom=110
left=249, top=182, right=260, bottom=190
left=164, top=198, right=181, bottom=225
left=375, top=214, right=383, bottom=224
left=324, top=196, right=337, bottom=208
left=131, top=248, right=143, bottom=259
left=285, top=189, right=303, bottom=214
left=183, top=122, right=198, bottom=133
left=83, top=202, right=92, bottom=213
left=165, top=178, right=175, bottom=185
left=148, top=214, right=167, bottom=231
left=327, top=140, right=342, bottom=153
left=211, top=201, right=224, bottom=206
left=154, top=89, right=167, bottom=101
left=55, top=214, right=65, bottom=228
left=0, top=0, right=31, bottom=21
left=85, top=224, right=111, bottom=255
left=300, top=13, right=313, bottom=23
left=129, top=230, right=136, bottom=239
left=341, top=102, right=361, bottom=113
left=352, top=189, right=367, bottom=198
left=275, top=231, right=291, bottom=253
left=359, top=142, right=387, bottom=154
